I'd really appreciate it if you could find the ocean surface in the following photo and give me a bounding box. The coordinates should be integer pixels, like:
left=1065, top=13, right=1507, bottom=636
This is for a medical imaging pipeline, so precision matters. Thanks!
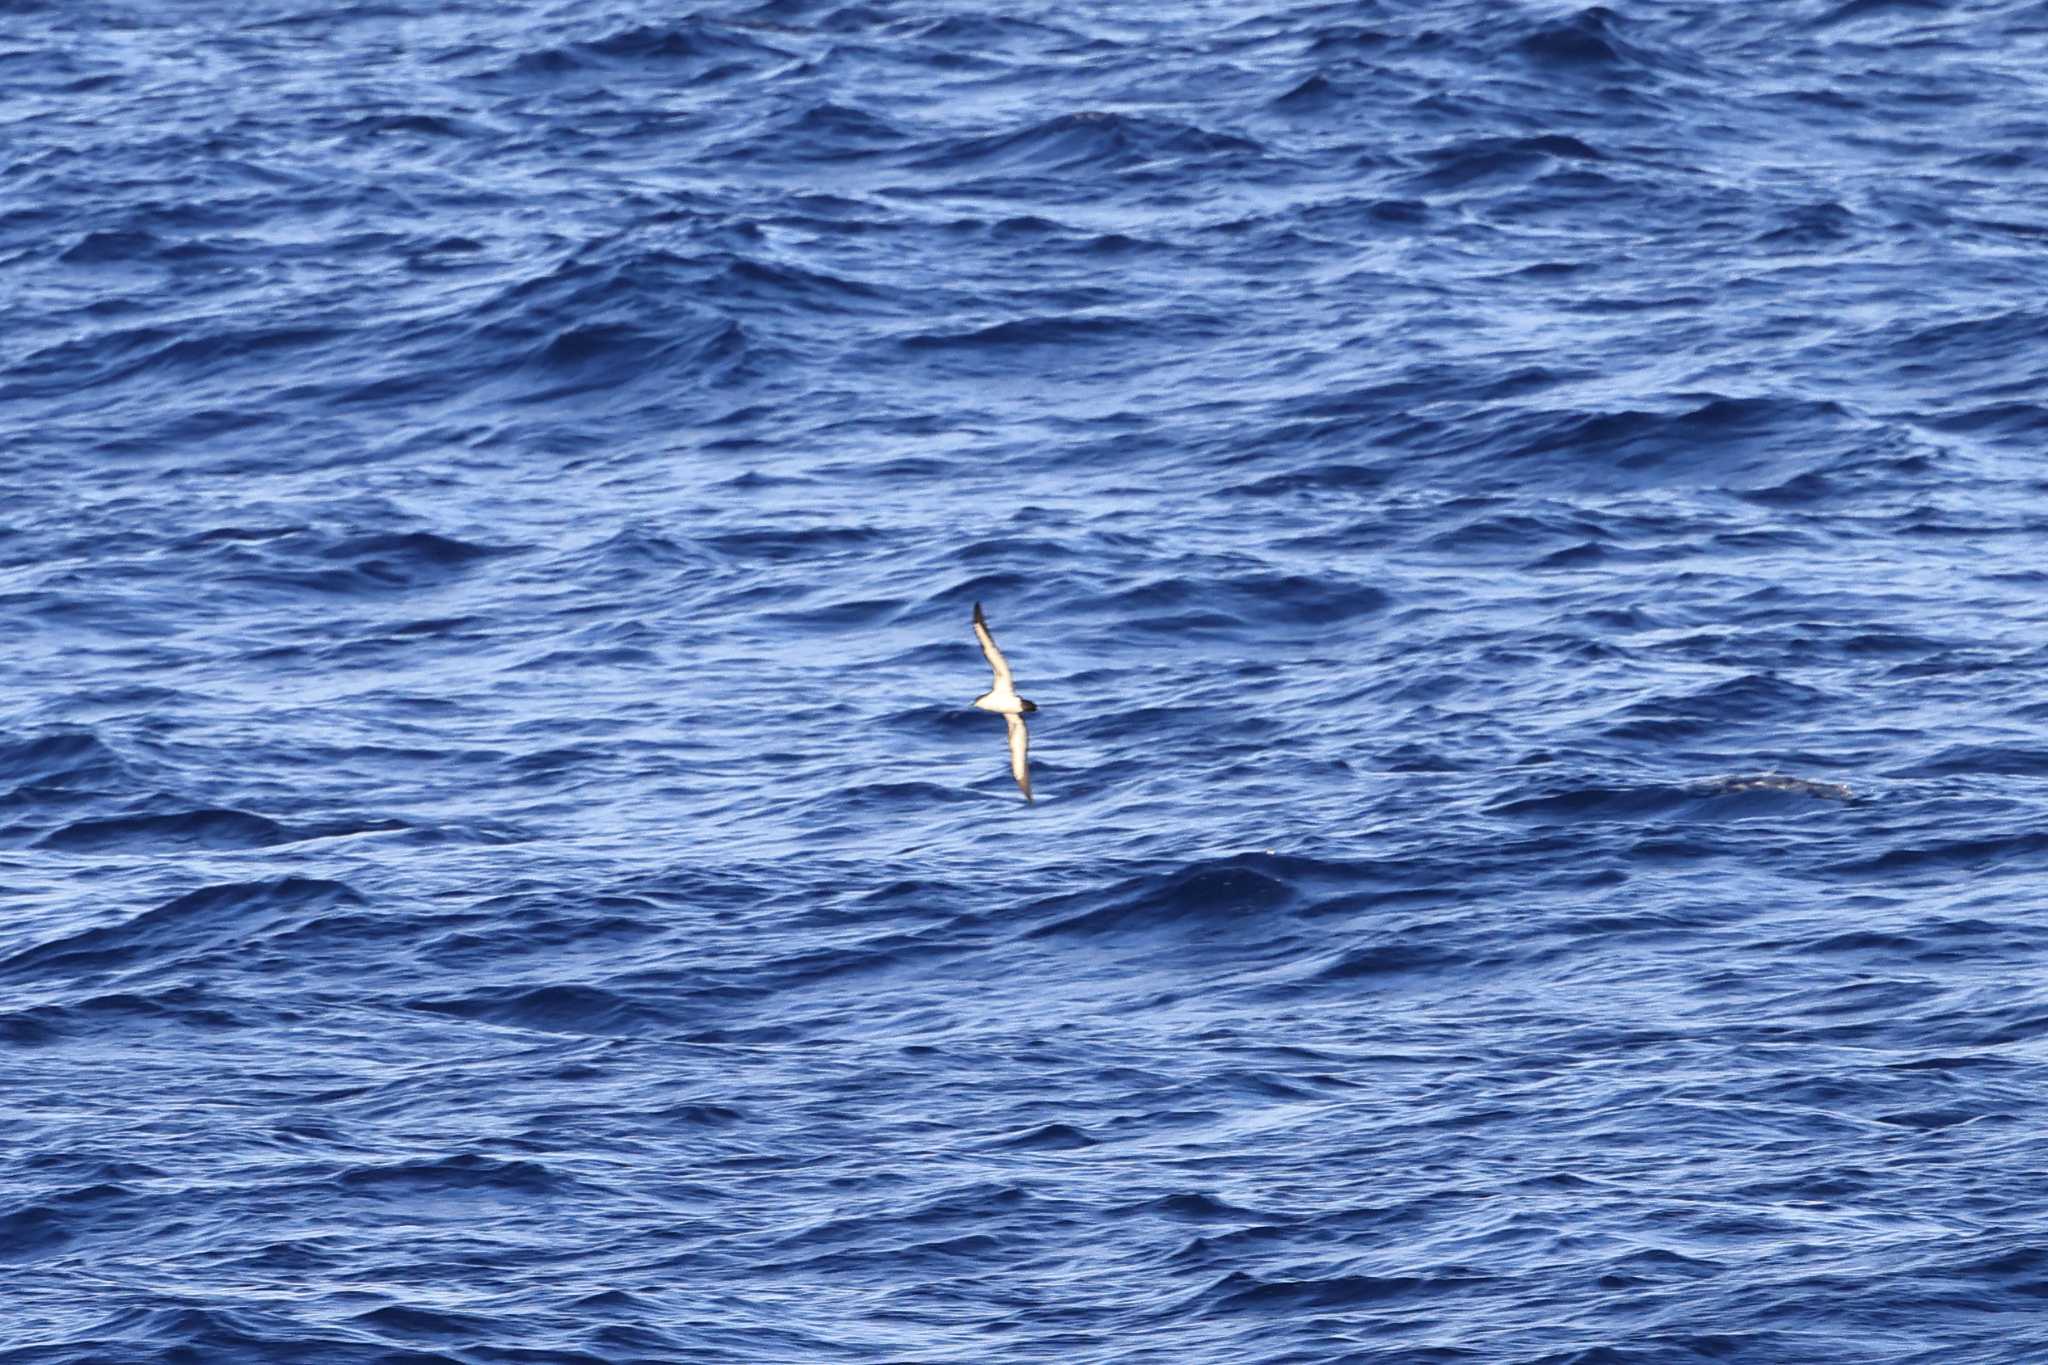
left=7, top=1, right=2048, bottom=1360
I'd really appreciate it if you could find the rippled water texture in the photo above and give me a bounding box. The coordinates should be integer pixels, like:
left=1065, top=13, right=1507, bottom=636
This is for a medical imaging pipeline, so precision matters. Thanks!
left=8, top=1, right=2048, bottom=1360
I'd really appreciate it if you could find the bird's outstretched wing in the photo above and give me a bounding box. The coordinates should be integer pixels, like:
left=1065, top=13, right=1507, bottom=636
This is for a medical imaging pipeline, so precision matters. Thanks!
left=1005, top=713, right=1033, bottom=803
left=973, top=602, right=1015, bottom=692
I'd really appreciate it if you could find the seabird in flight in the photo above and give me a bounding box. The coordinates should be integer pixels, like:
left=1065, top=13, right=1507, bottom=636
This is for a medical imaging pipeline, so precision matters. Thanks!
left=971, top=601, right=1037, bottom=802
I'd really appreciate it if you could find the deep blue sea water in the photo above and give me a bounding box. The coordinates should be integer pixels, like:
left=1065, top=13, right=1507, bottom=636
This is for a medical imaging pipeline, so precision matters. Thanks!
left=8, top=1, right=2048, bottom=1360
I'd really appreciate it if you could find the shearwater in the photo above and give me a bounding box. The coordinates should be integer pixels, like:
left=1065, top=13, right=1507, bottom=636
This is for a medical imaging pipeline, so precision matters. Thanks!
left=971, top=602, right=1037, bottom=803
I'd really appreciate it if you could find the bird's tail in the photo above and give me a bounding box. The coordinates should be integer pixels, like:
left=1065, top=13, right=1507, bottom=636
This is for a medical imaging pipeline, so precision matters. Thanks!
left=1020, top=698, right=1038, bottom=713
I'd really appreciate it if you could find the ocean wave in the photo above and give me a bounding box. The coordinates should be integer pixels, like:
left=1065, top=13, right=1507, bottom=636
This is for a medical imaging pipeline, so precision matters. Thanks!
left=9, top=0, right=2048, bottom=1358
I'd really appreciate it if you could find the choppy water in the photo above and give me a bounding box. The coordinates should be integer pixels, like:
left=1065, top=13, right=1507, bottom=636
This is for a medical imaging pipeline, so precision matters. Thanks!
left=8, top=1, right=2048, bottom=1360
